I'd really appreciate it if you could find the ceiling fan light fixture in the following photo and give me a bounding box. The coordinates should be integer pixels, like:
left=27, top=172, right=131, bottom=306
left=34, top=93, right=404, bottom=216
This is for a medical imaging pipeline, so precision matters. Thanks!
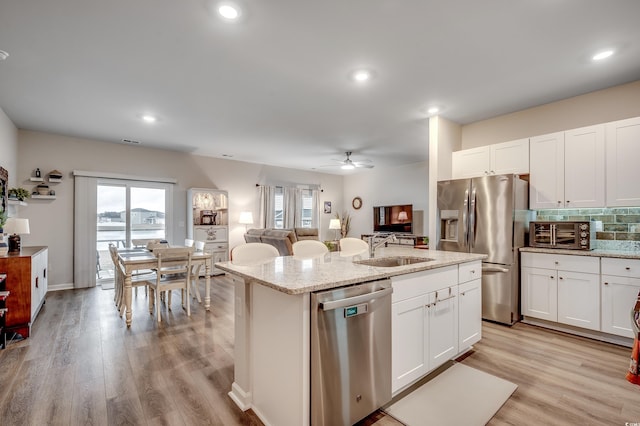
left=341, top=163, right=355, bottom=170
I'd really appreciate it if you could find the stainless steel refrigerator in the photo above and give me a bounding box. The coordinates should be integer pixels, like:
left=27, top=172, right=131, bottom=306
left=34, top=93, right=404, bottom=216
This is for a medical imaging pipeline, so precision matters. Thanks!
left=437, top=174, right=530, bottom=325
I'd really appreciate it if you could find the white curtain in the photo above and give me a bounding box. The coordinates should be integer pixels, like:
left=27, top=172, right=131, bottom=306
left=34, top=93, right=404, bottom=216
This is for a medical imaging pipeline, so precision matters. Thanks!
left=311, top=188, right=320, bottom=228
left=258, top=185, right=276, bottom=228
left=282, top=186, right=299, bottom=229
left=74, top=176, right=98, bottom=288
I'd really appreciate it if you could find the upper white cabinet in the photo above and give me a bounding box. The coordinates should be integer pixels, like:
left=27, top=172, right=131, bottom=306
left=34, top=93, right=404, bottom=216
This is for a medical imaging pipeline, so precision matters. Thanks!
left=452, top=138, right=529, bottom=179
left=529, top=124, right=605, bottom=209
left=605, top=117, right=640, bottom=207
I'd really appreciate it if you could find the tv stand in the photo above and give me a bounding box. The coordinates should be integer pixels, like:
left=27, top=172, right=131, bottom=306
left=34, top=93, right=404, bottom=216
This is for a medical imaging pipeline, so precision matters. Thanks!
left=361, top=233, right=428, bottom=247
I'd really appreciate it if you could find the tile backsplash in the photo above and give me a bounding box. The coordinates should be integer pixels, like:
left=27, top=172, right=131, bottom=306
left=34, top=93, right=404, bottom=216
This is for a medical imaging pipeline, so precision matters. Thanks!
left=534, top=207, right=640, bottom=251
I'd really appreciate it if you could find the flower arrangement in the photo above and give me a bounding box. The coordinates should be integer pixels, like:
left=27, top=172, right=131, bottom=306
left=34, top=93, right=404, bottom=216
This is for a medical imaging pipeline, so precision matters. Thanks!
left=335, top=211, right=351, bottom=238
left=8, top=187, right=31, bottom=201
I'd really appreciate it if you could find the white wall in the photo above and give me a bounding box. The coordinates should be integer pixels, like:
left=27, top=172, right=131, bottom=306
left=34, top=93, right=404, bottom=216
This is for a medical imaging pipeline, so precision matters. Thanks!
left=16, top=130, right=343, bottom=287
left=0, top=107, right=18, bottom=186
left=343, top=161, right=429, bottom=239
left=461, top=79, right=640, bottom=149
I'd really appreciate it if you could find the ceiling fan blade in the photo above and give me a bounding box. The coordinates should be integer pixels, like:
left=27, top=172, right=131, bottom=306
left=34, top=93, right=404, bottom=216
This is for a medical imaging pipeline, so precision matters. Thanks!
left=355, top=163, right=375, bottom=169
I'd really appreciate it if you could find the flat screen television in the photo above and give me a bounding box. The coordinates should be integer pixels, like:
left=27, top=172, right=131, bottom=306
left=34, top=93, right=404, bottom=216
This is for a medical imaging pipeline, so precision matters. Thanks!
left=373, top=204, right=413, bottom=233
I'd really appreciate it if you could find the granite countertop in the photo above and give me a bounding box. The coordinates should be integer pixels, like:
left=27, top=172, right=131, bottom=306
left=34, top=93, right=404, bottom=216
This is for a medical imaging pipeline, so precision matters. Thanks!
left=215, top=247, right=487, bottom=295
left=520, top=247, right=640, bottom=259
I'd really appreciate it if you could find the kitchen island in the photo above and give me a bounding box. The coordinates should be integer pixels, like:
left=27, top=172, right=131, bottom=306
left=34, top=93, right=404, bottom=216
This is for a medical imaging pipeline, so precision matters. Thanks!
left=216, top=247, right=487, bottom=426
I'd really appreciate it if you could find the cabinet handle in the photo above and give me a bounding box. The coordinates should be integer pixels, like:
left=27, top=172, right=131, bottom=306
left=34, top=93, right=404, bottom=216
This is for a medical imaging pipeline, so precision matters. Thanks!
left=550, top=276, right=554, bottom=279
left=35, top=276, right=39, bottom=288
left=470, top=270, right=476, bottom=274
left=604, top=282, right=609, bottom=286
left=559, top=276, right=564, bottom=280
left=554, top=261, right=559, bottom=265
left=566, top=200, right=570, bottom=203
left=557, top=201, right=562, bottom=204
left=625, top=267, right=631, bottom=270
left=460, top=292, right=466, bottom=296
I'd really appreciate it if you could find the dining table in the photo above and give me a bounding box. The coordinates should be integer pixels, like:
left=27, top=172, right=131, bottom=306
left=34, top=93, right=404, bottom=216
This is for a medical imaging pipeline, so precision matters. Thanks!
left=116, top=247, right=213, bottom=327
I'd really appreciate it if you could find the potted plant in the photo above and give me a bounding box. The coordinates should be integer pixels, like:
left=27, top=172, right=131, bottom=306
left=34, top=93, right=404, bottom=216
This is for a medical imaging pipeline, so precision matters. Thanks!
left=8, top=187, right=31, bottom=201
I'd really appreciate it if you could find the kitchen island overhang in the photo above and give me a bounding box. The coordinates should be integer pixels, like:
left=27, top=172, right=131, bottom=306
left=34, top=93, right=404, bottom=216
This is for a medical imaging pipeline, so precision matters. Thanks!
left=216, top=247, right=487, bottom=426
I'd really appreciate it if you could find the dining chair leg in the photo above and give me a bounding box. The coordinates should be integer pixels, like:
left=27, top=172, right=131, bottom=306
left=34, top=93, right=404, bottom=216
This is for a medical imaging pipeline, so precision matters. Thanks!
left=149, top=287, right=154, bottom=314
left=186, top=279, right=191, bottom=317
left=156, top=288, right=162, bottom=322
left=167, top=290, right=172, bottom=310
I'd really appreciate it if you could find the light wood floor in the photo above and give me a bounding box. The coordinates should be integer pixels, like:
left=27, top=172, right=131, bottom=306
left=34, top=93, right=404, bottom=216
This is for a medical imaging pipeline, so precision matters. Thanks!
left=1, top=275, right=639, bottom=425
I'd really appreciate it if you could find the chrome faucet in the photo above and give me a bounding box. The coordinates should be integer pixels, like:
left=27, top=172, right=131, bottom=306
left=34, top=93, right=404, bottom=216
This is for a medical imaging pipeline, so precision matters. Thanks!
left=368, top=233, right=397, bottom=257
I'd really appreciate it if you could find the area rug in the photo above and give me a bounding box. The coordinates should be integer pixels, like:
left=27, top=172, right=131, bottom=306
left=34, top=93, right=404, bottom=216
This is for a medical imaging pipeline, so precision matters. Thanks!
left=384, top=362, right=517, bottom=426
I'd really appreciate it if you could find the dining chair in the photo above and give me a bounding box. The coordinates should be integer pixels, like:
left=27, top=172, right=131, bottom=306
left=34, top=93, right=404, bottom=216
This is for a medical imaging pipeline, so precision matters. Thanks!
left=144, top=247, right=194, bottom=322
left=231, top=243, right=279, bottom=265
left=108, top=243, right=152, bottom=315
left=187, top=240, right=207, bottom=303
left=339, top=237, right=369, bottom=256
left=147, top=241, right=170, bottom=251
left=292, top=239, right=329, bottom=258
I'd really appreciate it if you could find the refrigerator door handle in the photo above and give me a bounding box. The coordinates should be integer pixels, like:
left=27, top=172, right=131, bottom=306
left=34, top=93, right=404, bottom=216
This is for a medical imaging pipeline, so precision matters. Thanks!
left=551, top=223, right=556, bottom=246
left=469, top=187, right=477, bottom=248
left=462, top=188, right=469, bottom=246
left=482, top=265, right=510, bottom=273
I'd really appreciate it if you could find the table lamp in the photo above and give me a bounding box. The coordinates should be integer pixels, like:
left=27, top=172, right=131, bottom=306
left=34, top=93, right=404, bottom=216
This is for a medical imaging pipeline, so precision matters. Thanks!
left=5, top=218, right=30, bottom=253
left=239, top=211, right=254, bottom=231
left=398, top=211, right=408, bottom=222
left=329, top=218, right=341, bottom=241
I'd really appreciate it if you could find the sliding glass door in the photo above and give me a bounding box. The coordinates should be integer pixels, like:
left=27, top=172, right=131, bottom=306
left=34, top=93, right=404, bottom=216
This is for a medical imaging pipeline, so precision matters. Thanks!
left=96, top=181, right=169, bottom=284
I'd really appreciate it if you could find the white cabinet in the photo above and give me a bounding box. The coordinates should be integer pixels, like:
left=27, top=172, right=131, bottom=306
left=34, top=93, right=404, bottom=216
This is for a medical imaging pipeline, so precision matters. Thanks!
left=601, top=257, right=640, bottom=338
left=428, top=286, right=458, bottom=369
left=458, top=261, right=482, bottom=350
left=605, top=117, right=640, bottom=207
left=391, top=266, right=458, bottom=393
left=187, top=188, right=229, bottom=275
left=392, top=294, right=429, bottom=390
left=31, top=249, right=48, bottom=319
left=529, top=124, right=605, bottom=209
left=391, top=262, right=481, bottom=394
left=521, top=253, right=600, bottom=330
left=452, top=138, right=529, bottom=179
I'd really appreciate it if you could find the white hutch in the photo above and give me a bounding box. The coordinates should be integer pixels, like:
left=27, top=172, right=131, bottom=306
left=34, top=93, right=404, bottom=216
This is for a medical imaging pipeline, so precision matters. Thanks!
left=187, top=188, right=229, bottom=275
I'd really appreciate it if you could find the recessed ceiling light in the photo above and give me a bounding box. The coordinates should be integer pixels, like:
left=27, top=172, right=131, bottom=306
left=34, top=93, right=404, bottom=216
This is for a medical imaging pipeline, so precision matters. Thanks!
left=350, top=69, right=374, bottom=83
left=0, top=50, right=9, bottom=61
left=427, top=107, right=440, bottom=114
left=141, top=115, right=157, bottom=123
left=218, top=2, right=241, bottom=20
left=592, top=50, right=614, bottom=61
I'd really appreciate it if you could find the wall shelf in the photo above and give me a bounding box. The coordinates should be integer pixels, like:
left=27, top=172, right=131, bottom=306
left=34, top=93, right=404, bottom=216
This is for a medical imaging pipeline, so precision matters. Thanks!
left=29, top=177, right=44, bottom=182
left=30, top=195, right=56, bottom=200
left=7, top=199, right=27, bottom=206
left=48, top=178, right=62, bottom=183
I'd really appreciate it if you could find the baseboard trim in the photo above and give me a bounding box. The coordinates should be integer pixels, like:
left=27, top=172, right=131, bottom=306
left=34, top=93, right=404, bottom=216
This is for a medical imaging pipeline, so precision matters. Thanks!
left=521, top=317, right=633, bottom=348
left=228, top=382, right=252, bottom=412
left=48, top=283, right=74, bottom=291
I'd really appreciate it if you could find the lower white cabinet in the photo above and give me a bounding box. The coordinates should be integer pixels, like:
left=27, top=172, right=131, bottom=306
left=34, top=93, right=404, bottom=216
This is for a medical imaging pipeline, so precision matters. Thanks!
left=601, top=257, right=640, bottom=338
left=458, top=279, right=482, bottom=349
left=392, top=295, right=429, bottom=390
left=521, top=253, right=600, bottom=331
left=391, top=262, right=481, bottom=394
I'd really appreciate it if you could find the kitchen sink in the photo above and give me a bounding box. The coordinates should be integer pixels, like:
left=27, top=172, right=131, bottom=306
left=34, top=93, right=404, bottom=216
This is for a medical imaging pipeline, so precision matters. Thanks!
left=353, top=256, right=435, bottom=267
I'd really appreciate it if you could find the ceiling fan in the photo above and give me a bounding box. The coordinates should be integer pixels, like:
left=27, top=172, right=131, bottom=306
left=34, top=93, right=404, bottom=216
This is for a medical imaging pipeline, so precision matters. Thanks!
left=323, top=151, right=374, bottom=170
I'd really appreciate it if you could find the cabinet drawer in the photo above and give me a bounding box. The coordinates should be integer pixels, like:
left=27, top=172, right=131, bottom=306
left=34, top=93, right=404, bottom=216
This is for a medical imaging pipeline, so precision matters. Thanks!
left=521, top=252, right=599, bottom=274
left=391, top=266, right=458, bottom=303
left=194, top=226, right=228, bottom=243
left=601, top=257, right=640, bottom=278
left=459, top=261, right=481, bottom=284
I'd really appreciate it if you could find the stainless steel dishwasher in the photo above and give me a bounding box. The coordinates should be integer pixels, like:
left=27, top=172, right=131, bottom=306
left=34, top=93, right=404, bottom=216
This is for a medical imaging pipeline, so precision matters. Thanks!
left=311, top=279, right=392, bottom=426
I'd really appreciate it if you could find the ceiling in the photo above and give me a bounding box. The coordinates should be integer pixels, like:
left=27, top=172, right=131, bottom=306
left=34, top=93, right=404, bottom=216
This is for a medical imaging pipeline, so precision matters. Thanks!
left=1, top=1, right=639, bottom=174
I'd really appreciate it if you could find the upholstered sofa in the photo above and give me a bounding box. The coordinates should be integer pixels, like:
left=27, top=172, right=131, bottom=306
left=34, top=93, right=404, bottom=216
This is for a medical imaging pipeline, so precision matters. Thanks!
left=244, top=228, right=319, bottom=255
